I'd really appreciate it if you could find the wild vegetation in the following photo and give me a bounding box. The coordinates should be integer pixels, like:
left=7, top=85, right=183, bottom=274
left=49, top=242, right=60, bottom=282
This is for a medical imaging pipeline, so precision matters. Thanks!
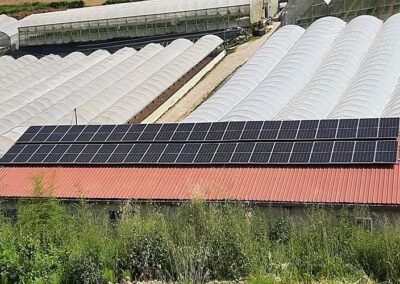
left=0, top=181, right=400, bottom=283
left=0, top=0, right=141, bottom=18
left=0, top=1, right=84, bottom=19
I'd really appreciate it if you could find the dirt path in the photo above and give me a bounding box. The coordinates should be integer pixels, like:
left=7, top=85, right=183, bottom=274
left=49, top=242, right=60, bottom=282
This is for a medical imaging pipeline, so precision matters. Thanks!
left=157, top=22, right=281, bottom=123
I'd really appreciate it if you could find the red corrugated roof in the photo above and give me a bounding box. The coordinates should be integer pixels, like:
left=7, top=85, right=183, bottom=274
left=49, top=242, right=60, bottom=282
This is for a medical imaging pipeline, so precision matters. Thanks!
left=0, top=165, right=400, bottom=205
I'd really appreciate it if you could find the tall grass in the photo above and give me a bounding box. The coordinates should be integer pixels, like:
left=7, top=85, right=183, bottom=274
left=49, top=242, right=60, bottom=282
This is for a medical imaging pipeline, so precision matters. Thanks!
left=0, top=195, right=400, bottom=283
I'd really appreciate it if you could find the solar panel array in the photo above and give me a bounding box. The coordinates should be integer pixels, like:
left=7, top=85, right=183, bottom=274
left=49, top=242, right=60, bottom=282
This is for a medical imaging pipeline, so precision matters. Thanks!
left=1, top=118, right=399, bottom=166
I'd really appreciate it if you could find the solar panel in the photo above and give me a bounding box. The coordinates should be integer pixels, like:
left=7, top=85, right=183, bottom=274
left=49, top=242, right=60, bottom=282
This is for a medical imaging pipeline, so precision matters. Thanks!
left=336, top=119, right=358, bottom=139
left=357, top=118, right=378, bottom=138
left=297, top=120, right=318, bottom=139
left=289, top=142, right=313, bottom=163
left=17, top=118, right=400, bottom=147
left=316, top=120, right=338, bottom=139
left=330, top=141, right=355, bottom=163
left=375, top=140, right=398, bottom=163
left=2, top=139, right=397, bottom=166
left=309, top=141, right=333, bottom=163
left=5, top=118, right=400, bottom=167
left=378, top=118, right=400, bottom=138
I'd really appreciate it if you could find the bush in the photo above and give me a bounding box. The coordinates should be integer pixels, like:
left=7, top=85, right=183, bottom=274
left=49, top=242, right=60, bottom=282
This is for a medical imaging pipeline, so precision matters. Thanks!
left=1, top=187, right=400, bottom=283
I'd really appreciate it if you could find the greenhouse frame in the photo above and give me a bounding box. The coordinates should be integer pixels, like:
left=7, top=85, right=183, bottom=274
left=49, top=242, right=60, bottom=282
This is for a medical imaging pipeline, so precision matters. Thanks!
left=18, top=0, right=263, bottom=47
left=0, top=15, right=19, bottom=55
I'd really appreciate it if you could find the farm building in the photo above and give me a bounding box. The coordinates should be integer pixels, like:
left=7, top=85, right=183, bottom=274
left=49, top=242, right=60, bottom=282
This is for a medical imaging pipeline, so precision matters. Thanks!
left=1, top=13, right=400, bottom=224
left=18, top=0, right=265, bottom=47
left=0, top=15, right=19, bottom=55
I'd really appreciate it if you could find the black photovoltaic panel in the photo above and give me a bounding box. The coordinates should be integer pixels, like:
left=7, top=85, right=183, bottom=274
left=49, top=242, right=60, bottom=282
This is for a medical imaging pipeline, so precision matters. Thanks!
left=16, top=118, right=400, bottom=146
left=3, top=139, right=397, bottom=165
left=378, top=118, right=400, bottom=138
left=4, top=118, right=399, bottom=167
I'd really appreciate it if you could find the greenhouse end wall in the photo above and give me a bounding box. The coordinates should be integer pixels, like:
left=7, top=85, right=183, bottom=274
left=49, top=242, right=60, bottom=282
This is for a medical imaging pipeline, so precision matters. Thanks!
left=19, top=5, right=252, bottom=47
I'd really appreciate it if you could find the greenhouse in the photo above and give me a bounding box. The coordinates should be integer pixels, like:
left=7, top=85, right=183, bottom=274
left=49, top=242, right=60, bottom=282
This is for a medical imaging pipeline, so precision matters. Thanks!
left=0, top=35, right=223, bottom=155
left=283, top=0, right=400, bottom=26
left=185, top=13, right=400, bottom=122
left=18, top=0, right=262, bottom=47
left=0, top=15, right=19, bottom=55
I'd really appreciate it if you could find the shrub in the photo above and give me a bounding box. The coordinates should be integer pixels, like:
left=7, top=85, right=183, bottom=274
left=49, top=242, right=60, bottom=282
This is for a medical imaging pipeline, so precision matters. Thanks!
left=1, top=189, right=400, bottom=283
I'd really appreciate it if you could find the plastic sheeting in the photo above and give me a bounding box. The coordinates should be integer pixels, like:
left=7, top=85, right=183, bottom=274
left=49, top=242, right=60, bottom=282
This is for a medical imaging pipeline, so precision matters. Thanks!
left=327, top=13, right=400, bottom=118
left=275, top=15, right=382, bottom=120
left=221, top=17, right=346, bottom=121
left=0, top=55, right=37, bottom=78
left=15, top=48, right=134, bottom=128
left=186, top=14, right=400, bottom=123
left=381, top=78, right=400, bottom=117
left=27, top=45, right=162, bottom=126
left=0, top=35, right=222, bottom=155
left=91, top=35, right=223, bottom=124
left=60, top=40, right=192, bottom=124
left=0, top=48, right=123, bottom=129
left=20, top=0, right=249, bottom=27
left=0, top=50, right=109, bottom=133
left=184, top=25, right=305, bottom=123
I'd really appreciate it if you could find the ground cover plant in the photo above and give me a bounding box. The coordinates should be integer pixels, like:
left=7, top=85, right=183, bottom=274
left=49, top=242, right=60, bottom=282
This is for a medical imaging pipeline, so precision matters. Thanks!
left=0, top=181, right=399, bottom=283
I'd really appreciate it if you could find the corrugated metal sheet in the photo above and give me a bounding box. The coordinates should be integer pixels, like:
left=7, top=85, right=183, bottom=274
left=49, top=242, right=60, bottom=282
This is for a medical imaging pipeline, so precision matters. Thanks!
left=0, top=165, right=400, bottom=205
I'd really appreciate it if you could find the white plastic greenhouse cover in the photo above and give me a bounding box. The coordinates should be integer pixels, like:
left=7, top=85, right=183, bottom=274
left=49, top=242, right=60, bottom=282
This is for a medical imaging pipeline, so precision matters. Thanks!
left=28, top=43, right=167, bottom=126
left=0, top=35, right=222, bottom=155
left=62, top=39, right=192, bottom=125
left=0, top=14, right=18, bottom=38
left=0, top=50, right=113, bottom=133
left=0, top=48, right=121, bottom=133
left=221, top=17, right=346, bottom=121
left=274, top=15, right=382, bottom=120
left=0, top=55, right=37, bottom=78
left=184, top=25, right=305, bottom=123
left=20, top=0, right=250, bottom=27
left=15, top=48, right=135, bottom=129
left=183, top=14, right=400, bottom=123
left=382, top=79, right=400, bottom=117
left=327, top=13, right=400, bottom=119
left=91, top=35, right=223, bottom=124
